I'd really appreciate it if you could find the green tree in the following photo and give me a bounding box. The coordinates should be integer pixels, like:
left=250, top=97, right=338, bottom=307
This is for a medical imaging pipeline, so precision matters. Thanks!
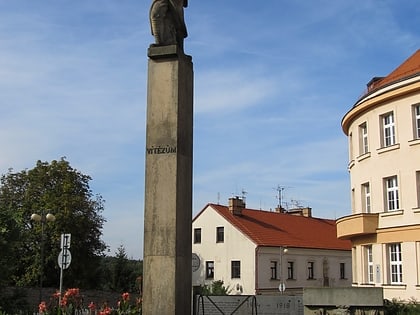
left=96, top=245, right=143, bottom=292
left=112, top=245, right=132, bottom=292
left=0, top=158, right=107, bottom=289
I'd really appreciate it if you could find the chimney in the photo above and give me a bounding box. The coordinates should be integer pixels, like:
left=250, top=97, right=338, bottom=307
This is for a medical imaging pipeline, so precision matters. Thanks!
left=275, top=206, right=286, bottom=213
left=366, top=77, right=384, bottom=92
left=228, top=197, right=245, bottom=216
left=287, top=207, right=312, bottom=217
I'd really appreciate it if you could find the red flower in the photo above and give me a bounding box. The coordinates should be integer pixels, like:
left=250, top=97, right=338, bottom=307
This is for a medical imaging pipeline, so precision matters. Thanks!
left=38, top=301, right=47, bottom=313
left=65, top=288, right=80, bottom=297
left=122, top=292, right=130, bottom=302
left=60, top=296, right=68, bottom=307
left=99, top=306, right=112, bottom=315
left=88, top=301, right=96, bottom=311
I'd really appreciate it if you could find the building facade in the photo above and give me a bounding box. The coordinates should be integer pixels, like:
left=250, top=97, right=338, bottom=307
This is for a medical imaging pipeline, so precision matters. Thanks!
left=193, top=198, right=351, bottom=296
left=337, top=49, right=420, bottom=301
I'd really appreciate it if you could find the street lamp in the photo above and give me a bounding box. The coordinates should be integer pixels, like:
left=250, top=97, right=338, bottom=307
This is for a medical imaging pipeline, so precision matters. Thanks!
left=31, top=211, right=56, bottom=302
left=279, top=246, right=288, bottom=294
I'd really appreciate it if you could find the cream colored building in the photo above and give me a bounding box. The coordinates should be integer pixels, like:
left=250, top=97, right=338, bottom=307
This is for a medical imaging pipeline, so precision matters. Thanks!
left=193, top=198, right=351, bottom=296
left=337, top=49, right=420, bottom=301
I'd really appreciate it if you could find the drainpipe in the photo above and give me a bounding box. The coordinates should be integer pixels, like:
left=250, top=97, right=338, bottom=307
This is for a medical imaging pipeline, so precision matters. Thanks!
left=255, top=246, right=261, bottom=294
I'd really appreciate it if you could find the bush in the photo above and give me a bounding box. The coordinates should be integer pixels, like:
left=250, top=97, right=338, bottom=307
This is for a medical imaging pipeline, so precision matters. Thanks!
left=200, top=280, right=231, bottom=296
left=0, top=287, right=30, bottom=315
left=384, top=298, right=420, bottom=315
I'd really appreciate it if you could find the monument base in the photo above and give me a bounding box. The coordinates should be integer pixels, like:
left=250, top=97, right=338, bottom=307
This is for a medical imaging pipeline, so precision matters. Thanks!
left=143, top=45, right=193, bottom=315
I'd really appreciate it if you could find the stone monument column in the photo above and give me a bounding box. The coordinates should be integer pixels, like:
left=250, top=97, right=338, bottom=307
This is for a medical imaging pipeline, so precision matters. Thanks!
left=143, top=42, right=193, bottom=314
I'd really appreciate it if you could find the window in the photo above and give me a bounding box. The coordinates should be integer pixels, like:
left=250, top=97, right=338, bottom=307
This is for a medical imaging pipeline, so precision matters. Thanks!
left=349, top=132, right=354, bottom=161
left=413, top=104, right=420, bottom=139
left=206, top=261, right=214, bottom=279
left=307, top=261, right=315, bottom=279
left=389, top=243, right=403, bottom=284
left=270, top=261, right=277, bottom=279
left=362, top=182, right=371, bottom=213
left=366, top=245, right=374, bottom=283
left=194, top=228, right=201, bottom=244
left=359, top=122, right=369, bottom=154
left=416, top=171, right=420, bottom=208
left=216, top=226, right=224, bottom=243
left=385, top=176, right=399, bottom=211
left=340, top=263, right=346, bottom=279
left=382, top=112, right=396, bottom=147
left=287, top=261, right=294, bottom=279
left=231, top=261, right=241, bottom=278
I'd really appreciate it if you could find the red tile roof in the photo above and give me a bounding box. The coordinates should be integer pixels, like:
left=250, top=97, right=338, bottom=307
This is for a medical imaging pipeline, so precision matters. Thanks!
left=369, top=49, right=420, bottom=91
left=196, top=203, right=351, bottom=251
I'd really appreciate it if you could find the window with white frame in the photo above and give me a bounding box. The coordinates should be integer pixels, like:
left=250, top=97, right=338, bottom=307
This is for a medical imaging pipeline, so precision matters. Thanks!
left=382, top=112, right=396, bottom=147
left=366, top=245, right=374, bottom=284
left=339, top=263, right=346, bottom=279
left=270, top=261, right=277, bottom=279
left=206, top=261, right=214, bottom=279
left=389, top=243, right=403, bottom=284
left=416, top=171, right=420, bottom=208
left=385, top=176, right=399, bottom=211
left=359, top=122, right=369, bottom=155
left=307, top=261, right=315, bottom=279
left=231, top=260, right=241, bottom=279
left=216, top=226, right=224, bottom=243
left=413, top=104, right=420, bottom=139
left=362, top=182, right=371, bottom=213
left=194, top=228, right=201, bottom=244
left=287, top=261, right=294, bottom=280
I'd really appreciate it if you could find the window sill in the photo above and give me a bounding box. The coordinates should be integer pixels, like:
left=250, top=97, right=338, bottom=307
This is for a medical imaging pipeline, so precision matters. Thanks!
left=377, top=143, right=400, bottom=154
left=382, top=284, right=407, bottom=289
left=409, top=139, right=420, bottom=146
left=413, top=208, right=420, bottom=213
left=381, top=210, right=404, bottom=217
left=357, top=152, right=371, bottom=162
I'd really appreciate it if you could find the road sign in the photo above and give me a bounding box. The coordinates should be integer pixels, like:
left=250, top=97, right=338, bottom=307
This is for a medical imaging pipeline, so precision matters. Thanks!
left=58, top=249, right=72, bottom=269
left=61, top=233, right=71, bottom=249
left=279, top=282, right=286, bottom=293
left=192, top=253, right=200, bottom=272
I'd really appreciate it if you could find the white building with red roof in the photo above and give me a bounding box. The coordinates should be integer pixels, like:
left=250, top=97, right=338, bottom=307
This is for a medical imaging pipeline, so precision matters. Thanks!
left=337, top=49, right=420, bottom=301
left=192, top=197, right=352, bottom=295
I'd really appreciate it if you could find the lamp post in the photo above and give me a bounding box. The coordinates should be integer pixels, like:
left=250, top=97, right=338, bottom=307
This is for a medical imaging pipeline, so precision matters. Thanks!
left=279, top=246, right=288, bottom=294
left=31, top=211, right=56, bottom=302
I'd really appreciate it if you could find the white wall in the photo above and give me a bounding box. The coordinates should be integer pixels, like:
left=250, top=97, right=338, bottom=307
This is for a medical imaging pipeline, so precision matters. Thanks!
left=192, top=205, right=257, bottom=295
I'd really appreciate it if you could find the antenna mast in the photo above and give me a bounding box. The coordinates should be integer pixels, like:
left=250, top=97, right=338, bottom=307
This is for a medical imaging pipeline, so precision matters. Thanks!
left=275, top=185, right=285, bottom=210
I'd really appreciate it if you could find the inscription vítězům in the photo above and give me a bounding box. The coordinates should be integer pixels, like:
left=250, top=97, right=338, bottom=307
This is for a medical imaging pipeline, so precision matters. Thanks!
left=146, top=145, right=177, bottom=155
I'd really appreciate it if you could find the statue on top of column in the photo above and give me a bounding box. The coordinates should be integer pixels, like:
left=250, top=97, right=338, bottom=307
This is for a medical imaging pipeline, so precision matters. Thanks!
left=150, top=0, right=188, bottom=49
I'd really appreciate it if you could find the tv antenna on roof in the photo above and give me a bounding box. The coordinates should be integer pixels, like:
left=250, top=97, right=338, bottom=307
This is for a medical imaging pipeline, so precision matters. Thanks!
left=274, top=185, right=291, bottom=210
left=241, top=189, right=247, bottom=203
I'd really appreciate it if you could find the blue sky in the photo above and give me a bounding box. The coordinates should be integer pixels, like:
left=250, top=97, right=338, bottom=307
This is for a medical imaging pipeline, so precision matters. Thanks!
left=0, top=1, right=419, bottom=259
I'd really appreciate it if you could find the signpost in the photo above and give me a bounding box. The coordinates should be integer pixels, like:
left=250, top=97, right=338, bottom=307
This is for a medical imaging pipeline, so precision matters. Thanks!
left=58, top=233, right=71, bottom=303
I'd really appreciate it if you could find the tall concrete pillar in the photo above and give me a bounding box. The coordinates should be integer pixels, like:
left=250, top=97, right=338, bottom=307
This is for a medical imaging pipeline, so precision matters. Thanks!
left=143, top=45, right=193, bottom=315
